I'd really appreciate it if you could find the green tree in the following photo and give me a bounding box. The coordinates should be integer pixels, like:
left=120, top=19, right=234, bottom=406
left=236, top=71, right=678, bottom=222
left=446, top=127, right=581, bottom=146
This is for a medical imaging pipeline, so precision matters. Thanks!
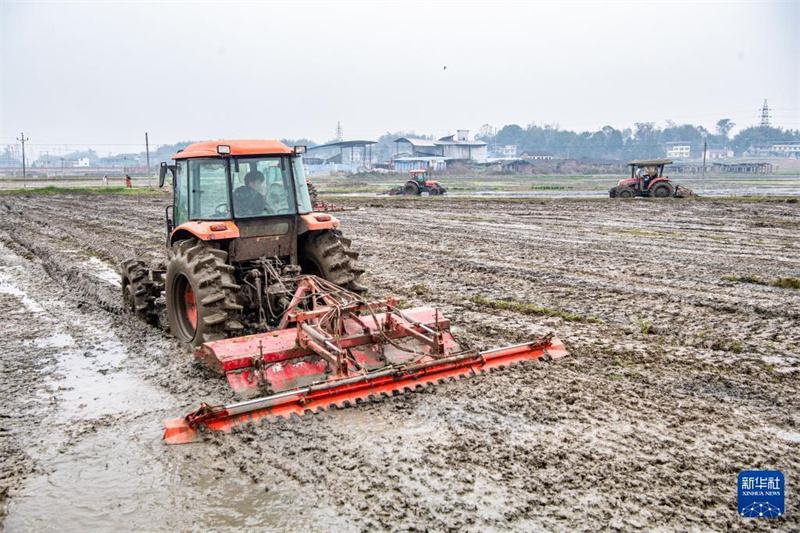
left=716, top=119, right=735, bottom=140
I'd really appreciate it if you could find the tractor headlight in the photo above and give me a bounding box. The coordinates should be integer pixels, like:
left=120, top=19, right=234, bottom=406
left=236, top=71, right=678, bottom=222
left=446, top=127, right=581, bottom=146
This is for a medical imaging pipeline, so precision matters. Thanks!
left=217, top=145, right=231, bottom=155
left=294, top=145, right=307, bottom=155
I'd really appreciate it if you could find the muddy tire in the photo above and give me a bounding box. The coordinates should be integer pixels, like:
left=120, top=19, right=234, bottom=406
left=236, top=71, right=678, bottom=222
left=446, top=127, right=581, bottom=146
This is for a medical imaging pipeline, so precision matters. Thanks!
left=618, top=187, right=634, bottom=198
left=650, top=182, right=674, bottom=198
left=165, top=239, right=243, bottom=348
left=299, top=230, right=367, bottom=293
left=120, top=259, right=159, bottom=325
left=429, top=187, right=441, bottom=196
left=403, top=182, right=419, bottom=196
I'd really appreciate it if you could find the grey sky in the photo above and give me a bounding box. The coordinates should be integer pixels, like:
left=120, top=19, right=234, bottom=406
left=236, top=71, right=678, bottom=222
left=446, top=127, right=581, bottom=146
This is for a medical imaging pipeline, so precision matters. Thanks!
left=1, top=1, right=798, bottom=156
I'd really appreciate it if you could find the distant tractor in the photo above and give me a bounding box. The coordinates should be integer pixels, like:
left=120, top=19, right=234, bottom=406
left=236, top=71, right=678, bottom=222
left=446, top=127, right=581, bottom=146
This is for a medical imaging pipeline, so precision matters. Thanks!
left=609, top=159, right=696, bottom=199
left=397, top=170, right=447, bottom=196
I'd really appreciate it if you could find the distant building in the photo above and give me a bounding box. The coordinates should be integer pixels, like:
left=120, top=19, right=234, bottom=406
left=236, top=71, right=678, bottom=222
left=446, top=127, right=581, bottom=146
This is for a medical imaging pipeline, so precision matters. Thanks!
left=665, top=142, right=691, bottom=159
left=520, top=151, right=554, bottom=160
left=393, top=157, right=447, bottom=172
left=74, top=157, right=91, bottom=167
left=489, top=144, right=518, bottom=158
left=394, top=130, right=488, bottom=163
left=769, top=143, right=800, bottom=157
left=704, top=149, right=734, bottom=160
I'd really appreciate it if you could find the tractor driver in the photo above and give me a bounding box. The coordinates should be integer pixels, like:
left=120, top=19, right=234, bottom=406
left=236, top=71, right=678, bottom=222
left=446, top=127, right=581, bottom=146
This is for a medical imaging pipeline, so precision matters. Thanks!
left=643, top=166, right=658, bottom=189
left=234, top=170, right=266, bottom=216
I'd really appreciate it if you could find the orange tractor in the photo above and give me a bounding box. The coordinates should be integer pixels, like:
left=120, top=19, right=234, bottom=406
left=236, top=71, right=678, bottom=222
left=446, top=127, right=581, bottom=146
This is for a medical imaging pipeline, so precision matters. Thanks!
left=388, top=169, right=447, bottom=196
left=120, top=140, right=566, bottom=444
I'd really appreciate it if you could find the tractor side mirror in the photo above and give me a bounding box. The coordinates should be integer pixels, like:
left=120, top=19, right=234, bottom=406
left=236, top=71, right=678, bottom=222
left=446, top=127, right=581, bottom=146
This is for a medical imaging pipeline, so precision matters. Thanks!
left=159, top=162, right=176, bottom=188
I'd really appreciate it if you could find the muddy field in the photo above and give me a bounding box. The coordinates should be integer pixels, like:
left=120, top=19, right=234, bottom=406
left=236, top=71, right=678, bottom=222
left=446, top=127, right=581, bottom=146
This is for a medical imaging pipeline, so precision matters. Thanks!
left=1, top=192, right=798, bottom=531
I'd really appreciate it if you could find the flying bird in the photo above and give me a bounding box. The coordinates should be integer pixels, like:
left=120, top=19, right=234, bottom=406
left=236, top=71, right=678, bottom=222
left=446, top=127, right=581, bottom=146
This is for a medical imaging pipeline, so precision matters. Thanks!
left=443, top=66, right=447, bottom=70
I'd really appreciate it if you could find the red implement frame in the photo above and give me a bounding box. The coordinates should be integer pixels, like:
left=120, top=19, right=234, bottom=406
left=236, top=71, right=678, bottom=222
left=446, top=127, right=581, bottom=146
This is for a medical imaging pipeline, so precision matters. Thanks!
left=163, top=276, right=568, bottom=444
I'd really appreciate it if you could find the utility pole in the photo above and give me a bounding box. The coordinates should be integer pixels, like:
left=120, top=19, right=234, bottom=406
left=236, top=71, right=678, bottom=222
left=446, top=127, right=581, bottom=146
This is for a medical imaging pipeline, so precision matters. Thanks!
left=702, top=141, right=707, bottom=190
left=145, top=132, right=151, bottom=187
left=16, top=132, right=29, bottom=188
left=335, top=122, right=343, bottom=142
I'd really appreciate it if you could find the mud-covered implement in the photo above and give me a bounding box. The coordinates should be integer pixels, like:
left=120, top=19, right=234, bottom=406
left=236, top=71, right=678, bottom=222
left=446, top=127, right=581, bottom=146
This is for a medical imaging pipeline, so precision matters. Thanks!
left=164, top=277, right=567, bottom=444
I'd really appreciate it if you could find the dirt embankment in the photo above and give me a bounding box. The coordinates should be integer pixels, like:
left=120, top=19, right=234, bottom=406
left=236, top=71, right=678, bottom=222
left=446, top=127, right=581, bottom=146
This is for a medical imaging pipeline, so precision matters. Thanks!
left=0, top=193, right=798, bottom=531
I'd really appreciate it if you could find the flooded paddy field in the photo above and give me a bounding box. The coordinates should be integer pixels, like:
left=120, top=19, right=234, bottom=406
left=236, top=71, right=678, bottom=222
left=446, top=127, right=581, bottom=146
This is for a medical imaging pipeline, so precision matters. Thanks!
left=0, top=192, right=798, bottom=531
left=309, top=171, right=800, bottom=198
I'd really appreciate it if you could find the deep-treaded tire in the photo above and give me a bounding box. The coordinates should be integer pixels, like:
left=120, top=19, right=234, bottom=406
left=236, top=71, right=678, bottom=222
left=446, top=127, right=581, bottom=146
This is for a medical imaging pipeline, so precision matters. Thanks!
left=618, top=187, right=634, bottom=198
left=165, top=239, right=243, bottom=347
left=650, top=182, right=674, bottom=198
left=299, top=230, right=367, bottom=293
left=120, top=259, right=159, bottom=324
left=403, top=182, right=419, bottom=196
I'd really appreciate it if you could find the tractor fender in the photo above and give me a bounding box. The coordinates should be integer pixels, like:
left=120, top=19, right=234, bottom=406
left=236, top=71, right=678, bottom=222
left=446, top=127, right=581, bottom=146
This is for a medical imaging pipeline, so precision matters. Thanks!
left=170, top=221, right=240, bottom=246
left=297, top=213, right=341, bottom=235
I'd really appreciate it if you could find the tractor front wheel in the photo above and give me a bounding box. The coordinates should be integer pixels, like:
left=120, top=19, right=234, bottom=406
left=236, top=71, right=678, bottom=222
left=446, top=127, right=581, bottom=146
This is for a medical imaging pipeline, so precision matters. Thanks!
left=120, top=259, right=159, bottom=325
left=165, top=239, right=243, bottom=348
left=618, top=187, right=634, bottom=198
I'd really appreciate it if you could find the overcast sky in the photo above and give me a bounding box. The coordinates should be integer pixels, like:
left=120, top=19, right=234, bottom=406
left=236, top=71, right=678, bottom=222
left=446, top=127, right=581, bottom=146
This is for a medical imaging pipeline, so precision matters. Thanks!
left=1, top=1, right=798, bottom=156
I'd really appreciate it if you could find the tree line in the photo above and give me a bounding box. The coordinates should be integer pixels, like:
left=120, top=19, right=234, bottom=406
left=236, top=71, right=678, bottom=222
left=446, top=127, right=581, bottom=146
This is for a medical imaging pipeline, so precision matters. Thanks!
left=479, top=120, right=800, bottom=159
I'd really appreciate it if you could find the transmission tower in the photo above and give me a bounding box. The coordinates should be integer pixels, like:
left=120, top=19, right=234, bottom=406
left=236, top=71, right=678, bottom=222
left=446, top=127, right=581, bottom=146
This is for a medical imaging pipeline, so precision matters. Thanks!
left=335, top=121, right=343, bottom=142
left=760, top=99, right=771, bottom=127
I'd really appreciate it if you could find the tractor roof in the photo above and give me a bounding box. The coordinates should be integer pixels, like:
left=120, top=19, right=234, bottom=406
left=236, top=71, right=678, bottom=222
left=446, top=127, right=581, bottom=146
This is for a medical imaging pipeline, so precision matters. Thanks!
left=172, top=140, right=293, bottom=160
left=628, top=159, right=673, bottom=167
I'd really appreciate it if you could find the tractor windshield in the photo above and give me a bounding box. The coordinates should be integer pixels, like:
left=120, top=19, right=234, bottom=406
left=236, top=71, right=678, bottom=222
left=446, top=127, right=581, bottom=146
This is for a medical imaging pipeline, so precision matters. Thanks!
left=232, top=156, right=297, bottom=218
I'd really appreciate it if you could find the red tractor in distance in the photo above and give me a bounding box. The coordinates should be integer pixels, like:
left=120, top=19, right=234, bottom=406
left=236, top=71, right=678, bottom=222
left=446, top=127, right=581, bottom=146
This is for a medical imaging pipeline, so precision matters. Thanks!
left=610, top=159, right=693, bottom=198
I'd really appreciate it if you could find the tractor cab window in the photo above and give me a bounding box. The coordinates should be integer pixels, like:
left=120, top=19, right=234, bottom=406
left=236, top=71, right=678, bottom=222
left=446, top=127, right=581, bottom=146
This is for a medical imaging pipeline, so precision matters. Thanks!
left=291, top=157, right=312, bottom=214
left=231, top=157, right=297, bottom=218
left=174, top=160, right=188, bottom=226
left=188, top=159, right=230, bottom=220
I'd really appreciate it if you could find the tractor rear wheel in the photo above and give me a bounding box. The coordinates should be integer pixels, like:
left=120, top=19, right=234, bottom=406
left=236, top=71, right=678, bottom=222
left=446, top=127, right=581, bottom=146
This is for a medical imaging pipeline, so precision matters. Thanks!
left=618, top=187, right=634, bottom=198
left=165, top=239, right=243, bottom=348
left=299, top=230, right=367, bottom=293
left=403, top=182, right=419, bottom=196
left=650, top=182, right=674, bottom=198
left=120, top=259, right=158, bottom=325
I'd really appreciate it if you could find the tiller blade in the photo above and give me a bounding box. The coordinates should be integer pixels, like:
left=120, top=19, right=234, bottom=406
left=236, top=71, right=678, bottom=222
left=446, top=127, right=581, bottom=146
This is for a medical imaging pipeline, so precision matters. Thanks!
left=163, top=277, right=568, bottom=444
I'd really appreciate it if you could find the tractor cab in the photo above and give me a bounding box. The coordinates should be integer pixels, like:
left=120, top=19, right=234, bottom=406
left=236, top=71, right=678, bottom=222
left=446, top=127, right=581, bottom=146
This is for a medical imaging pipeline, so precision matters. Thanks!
left=160, top=141, right=312, bottom=233
left=409, top=169, right=428, bottom=185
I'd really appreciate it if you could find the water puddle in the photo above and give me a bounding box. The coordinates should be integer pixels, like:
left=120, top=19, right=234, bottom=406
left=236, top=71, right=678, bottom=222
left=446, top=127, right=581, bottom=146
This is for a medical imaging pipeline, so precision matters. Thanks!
left=86, top=256, right=121, bottom=288
left=2, top=240, right=346, bottom=532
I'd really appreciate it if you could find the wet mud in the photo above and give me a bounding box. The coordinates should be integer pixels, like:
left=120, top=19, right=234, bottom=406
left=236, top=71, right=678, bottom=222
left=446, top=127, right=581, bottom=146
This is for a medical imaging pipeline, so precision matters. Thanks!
left=0, top=193, right=798, bottom=531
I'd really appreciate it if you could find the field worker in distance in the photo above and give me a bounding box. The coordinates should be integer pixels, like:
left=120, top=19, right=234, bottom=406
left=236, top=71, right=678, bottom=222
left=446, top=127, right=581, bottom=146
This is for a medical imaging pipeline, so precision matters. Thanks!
left=234, top=170, right=266, bottom=216
left=125, top=174, right=132, bottom=188
left=102, top=174, right=108, bottom=186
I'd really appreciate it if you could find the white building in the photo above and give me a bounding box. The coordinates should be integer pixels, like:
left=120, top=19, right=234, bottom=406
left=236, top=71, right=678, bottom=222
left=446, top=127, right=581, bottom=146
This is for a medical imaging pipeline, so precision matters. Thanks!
left=489, top=144, right=518, bottom=158
left=704, top=149, right=734, bottom=160
left=770, top=143, right=800, bottom=156
left=665, top=143, right=691, bottom=159
left=394, top=130, right=488, bottom=163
